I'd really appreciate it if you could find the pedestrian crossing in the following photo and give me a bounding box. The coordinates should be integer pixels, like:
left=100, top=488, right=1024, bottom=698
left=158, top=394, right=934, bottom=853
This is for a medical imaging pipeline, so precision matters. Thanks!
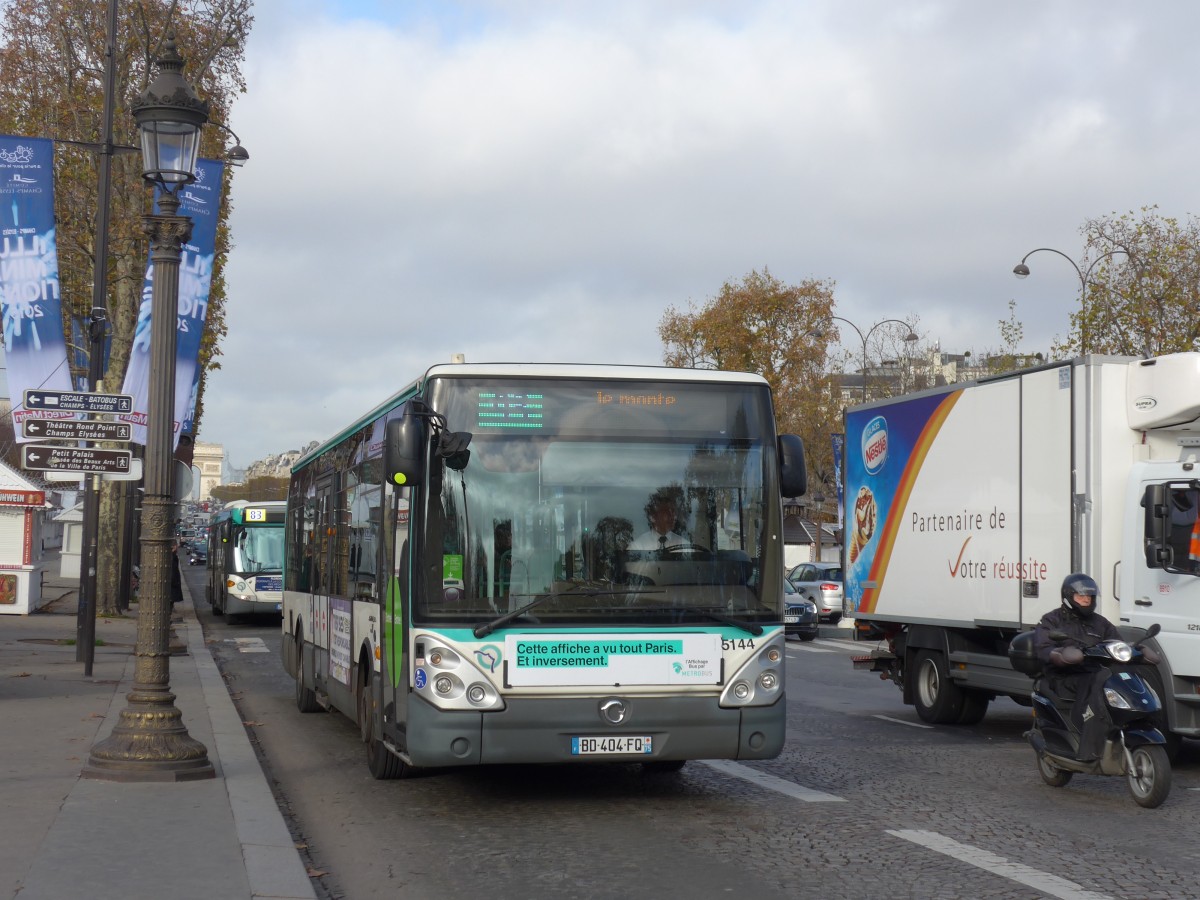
left=227, top=637, right=270, bottom=654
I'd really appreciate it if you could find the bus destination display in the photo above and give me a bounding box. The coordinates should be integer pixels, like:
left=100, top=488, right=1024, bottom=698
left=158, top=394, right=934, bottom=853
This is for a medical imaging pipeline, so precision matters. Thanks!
left=476, top=391, right=545, bottom=429
left=467, top=383, right=749, bottom=435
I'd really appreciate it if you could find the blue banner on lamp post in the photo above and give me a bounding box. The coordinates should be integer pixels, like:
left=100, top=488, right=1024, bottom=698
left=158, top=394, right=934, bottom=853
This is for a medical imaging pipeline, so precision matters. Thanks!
left=120, top=157, right=223, bottom=447
left=831, top=432, right=845, bottom=529
left=0, top=135, right=76, bottom=440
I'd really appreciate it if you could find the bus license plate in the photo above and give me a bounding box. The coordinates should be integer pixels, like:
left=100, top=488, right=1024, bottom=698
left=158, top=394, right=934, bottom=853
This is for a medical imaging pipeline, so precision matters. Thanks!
left=571, top=736, right=652, bottom=756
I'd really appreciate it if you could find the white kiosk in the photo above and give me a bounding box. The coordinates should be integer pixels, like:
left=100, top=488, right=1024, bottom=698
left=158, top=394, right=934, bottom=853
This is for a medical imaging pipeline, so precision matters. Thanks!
left=0, top=460, right=53, bottom=614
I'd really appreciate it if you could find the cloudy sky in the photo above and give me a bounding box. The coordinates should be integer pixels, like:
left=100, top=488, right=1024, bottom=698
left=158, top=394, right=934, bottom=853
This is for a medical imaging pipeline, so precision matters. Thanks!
left=201, top=0, right=1200, bottom=471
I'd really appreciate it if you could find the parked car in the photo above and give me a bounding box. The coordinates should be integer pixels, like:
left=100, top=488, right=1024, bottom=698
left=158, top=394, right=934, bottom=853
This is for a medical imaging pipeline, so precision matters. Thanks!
left=783, top=579, right=819, bottom=641
left=786, top=562, right=844, bottom=624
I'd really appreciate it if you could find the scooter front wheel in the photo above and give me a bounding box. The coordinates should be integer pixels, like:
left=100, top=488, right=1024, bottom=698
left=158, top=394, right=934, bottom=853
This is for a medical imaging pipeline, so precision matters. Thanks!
left=1036, top=753, right=1073, bottom=787
left=1127, top=744, right=1171, bottom=809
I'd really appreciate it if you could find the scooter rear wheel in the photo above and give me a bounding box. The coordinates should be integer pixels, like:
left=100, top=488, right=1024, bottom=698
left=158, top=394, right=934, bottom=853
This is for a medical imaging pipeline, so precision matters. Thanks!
left=1127, top=744, right=1171, bottom=809
left=1036, top=753, right=1072, bottom=787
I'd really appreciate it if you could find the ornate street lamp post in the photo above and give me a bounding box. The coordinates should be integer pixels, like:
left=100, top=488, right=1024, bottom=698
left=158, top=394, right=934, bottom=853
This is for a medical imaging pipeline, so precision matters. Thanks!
left=1012, top=247, right=1126, bottom=354
left=829, top=316, right=919, bottom=402
left=85, top=36, right=214, bottom=781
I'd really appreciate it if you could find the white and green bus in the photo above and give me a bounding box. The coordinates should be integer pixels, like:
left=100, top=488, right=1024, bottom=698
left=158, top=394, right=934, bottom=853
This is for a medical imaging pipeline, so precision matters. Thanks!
left=282, top=363, right=806, bottom=778
left=206, top=500, right=286, bottom=619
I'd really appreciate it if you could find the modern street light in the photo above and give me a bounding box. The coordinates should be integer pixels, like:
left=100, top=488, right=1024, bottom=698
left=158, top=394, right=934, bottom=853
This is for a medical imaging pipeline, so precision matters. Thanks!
left=84, top=36, right=214, bottom=782
left=1012, top=247, right=1127, bottom=354
left=210, top=122, right=250, bottom=167
left=827, top=316, right=919, bottom=402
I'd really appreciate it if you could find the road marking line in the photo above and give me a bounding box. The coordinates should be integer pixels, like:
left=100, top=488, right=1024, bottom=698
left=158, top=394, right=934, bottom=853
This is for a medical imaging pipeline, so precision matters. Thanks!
left=886, top=830, right=1114, bottom=900
left=787, top=646, right=834, bottom=655
left=817, top=638, right=867, bottom=650
left=873, top=714, right=933, bottom=729
left=700, top=759, right=845, bottom=802
left=228, top=638, right=270, bottom=654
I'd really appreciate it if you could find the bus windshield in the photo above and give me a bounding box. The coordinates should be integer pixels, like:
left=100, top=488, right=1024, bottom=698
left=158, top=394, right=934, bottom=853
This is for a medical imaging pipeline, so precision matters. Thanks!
left=233, top=526, right=285, bottom=574
left=415, top=377, right=776, bottom=628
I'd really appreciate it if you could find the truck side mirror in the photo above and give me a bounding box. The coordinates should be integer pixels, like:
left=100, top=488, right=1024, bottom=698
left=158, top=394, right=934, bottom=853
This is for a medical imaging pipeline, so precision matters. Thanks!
left=1142, top=483, right=1168, bottom=569
left=777, top=434, right=807, bottom=498
left=385, top=406, right=427, bottom=487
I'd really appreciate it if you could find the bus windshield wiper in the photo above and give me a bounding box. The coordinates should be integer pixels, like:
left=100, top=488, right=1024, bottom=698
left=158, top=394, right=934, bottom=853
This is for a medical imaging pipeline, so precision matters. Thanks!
left=473, top=594, right=551, bottom=638
left=637, top=606, right=765, bottom=636
left=472, top=586, right=654, bottom=638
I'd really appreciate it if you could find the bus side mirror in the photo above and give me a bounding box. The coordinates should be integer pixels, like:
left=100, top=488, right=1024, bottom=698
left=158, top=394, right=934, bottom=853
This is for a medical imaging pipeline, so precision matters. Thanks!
left=777, top=434, right=807, bottom=498
left=385, top=410, right=426, bottom=487
left=1142, top=483, right=1168, bottom=569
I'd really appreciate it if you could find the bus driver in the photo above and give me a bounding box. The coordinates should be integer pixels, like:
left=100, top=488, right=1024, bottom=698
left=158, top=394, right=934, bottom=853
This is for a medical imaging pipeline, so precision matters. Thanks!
left=629, top=489, right=685, bottom=552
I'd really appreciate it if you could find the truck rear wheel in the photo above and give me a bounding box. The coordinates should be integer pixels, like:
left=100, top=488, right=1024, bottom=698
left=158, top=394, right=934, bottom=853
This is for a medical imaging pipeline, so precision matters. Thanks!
left=912, top=650, right=964, bottom=724
left=955, top=691, right=989, bottom=725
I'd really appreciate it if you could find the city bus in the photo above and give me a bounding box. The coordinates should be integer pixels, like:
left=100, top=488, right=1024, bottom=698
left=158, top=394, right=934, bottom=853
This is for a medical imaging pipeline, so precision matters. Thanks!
left=282, top=362, right=806, bottom=778
left=206, top=499, right=286, bottom=619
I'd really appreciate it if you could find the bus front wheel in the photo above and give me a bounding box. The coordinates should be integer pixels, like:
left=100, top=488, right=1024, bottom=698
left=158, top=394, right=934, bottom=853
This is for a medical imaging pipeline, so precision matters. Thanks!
left=358, top=667, right=408, bottom=780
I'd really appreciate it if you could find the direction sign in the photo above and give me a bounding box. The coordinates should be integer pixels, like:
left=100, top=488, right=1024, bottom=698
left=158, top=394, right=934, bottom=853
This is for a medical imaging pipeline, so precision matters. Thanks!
left=22, top=419, right=132, bottom=441
left=23, top=389, right=133, bottom=414
left=21, top=445, right=133, bottom=474
left=43, top=459, right=143, bottom=482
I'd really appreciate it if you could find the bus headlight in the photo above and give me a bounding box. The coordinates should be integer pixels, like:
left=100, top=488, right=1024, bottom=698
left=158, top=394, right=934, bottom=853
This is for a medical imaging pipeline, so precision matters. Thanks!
left=414, top=637, right=505, bottom=711
left=720, top=637, right=786, bottom=708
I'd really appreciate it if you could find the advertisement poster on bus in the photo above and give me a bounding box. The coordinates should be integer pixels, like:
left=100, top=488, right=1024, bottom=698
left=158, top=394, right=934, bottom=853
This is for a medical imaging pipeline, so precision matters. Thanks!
left=504, top=633, right=721, bottom=686
left=0, top=135, right=75, bottom=440
left=120, top=157, right=224, bottom=447
left=330, top=598, right=352, bottom=685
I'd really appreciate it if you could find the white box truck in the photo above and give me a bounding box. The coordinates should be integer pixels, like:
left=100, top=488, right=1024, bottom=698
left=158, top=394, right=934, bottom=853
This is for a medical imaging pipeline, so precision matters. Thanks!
left=845, top=352, right=1200, bottom=748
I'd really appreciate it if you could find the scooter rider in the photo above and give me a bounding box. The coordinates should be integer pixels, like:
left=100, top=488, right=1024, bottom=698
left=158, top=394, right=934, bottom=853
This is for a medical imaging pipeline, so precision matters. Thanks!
left=1032, top=573, right=1122, bottom=761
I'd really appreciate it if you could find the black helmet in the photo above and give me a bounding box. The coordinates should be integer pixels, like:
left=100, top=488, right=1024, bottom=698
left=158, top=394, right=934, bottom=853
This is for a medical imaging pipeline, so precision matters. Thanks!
left=1061, top=572, right=1099, bottom=618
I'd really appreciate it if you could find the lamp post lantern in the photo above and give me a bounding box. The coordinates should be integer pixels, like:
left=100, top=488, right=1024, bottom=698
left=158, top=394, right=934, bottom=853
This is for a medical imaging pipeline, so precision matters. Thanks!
left=828, top=316, right=919, bottom=402
left=84, top=36, right=214, bottom=782
left=1012, top=247, right=1126, bottom=354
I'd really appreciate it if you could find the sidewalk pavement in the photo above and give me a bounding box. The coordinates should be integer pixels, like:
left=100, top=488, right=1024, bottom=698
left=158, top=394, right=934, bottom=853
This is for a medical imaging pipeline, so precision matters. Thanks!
left=1, top=561, right=318, bottom=900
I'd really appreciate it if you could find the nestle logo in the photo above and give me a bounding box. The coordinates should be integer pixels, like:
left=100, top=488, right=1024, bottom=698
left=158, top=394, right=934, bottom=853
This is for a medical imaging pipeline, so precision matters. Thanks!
left=862, top=415, right=888, bottom=475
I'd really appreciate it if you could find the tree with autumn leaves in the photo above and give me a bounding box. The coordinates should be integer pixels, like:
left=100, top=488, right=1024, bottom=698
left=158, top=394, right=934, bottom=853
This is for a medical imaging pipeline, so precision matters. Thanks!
left=0, top=0, right=253, bottom=613
left=1053, top=206, right=1200, bottom=358
left=658, top=268, right=845, bottom=497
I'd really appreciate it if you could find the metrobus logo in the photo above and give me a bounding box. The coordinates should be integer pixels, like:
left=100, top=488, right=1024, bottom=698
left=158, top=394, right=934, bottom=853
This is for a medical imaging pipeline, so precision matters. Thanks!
left=862, top=415, right=888, bottom=475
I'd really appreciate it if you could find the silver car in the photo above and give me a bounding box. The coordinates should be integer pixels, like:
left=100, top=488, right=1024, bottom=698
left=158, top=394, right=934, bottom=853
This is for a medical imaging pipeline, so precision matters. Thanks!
left=786, top=562, right=844, bottom=624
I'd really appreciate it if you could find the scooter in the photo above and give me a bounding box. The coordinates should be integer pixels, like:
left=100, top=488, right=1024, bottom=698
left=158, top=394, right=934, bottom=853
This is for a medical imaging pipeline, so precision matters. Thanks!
left=1008, top=623, right=1171, bottom=809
